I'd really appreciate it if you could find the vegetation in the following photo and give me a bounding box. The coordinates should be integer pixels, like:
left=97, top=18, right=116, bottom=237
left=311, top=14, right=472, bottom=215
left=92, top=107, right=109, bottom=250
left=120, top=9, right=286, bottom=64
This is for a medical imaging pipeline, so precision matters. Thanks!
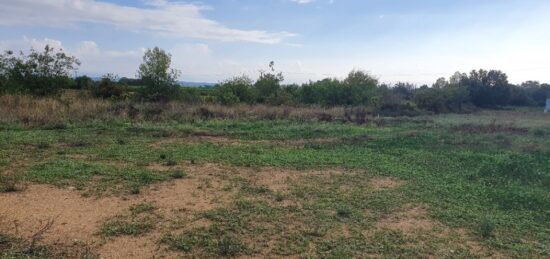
left=1, top=45, right=550, bottom=257
left=0, top=46, right=80, bottom=96
left=2, top=45, right=549, bottom=114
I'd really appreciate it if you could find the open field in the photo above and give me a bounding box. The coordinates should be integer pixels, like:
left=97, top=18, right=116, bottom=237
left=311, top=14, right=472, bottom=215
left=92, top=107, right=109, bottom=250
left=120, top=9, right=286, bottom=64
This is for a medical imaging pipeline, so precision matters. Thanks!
left=1, top=101, right=550, bottom=258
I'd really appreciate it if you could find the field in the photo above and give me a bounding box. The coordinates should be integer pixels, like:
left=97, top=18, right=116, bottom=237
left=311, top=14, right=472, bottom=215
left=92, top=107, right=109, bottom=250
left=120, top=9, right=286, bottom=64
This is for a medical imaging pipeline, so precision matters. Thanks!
left=1, top=98, right=550, bottom=258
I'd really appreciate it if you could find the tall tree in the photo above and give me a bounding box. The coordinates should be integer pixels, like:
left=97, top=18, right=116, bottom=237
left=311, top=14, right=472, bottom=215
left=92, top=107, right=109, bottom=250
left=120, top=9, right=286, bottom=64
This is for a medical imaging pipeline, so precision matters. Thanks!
left=138, top=47, right=180, bottom=101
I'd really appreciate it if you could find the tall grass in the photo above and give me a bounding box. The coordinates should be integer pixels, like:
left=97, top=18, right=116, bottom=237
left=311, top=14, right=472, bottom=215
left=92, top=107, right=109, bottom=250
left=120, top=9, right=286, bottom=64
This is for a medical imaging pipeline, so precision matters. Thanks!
left=0, top=92, right=355, bottom=126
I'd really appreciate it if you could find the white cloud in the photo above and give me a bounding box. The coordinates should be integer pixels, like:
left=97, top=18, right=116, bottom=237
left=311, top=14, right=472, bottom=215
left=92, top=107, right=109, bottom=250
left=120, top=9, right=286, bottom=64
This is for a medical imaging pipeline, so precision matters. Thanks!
left=0, top=0, right=296, bottom=44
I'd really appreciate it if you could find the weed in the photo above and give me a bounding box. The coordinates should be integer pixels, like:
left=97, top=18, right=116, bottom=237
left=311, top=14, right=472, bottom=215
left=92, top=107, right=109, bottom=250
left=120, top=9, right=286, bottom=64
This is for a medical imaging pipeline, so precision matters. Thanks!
left=336, top=205, right=353, bottom=218
left=130, top=185, right=141, bottom=195
left=99, top=218, right=154, bottom=236
left=0, top=174, right=22, bottom=192
left=169, top=170, right=186, bottom=179
left=477, top=217, right=496, bottom=239
left=165, top=160, right=177, bottom=166
left=129, top=202, right=156, bottom=215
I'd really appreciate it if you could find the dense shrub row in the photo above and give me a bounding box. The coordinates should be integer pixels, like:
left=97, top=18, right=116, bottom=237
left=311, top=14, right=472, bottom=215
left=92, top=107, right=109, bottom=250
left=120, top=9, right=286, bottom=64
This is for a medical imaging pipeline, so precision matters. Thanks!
left=1, top=46, right=549, bottom=115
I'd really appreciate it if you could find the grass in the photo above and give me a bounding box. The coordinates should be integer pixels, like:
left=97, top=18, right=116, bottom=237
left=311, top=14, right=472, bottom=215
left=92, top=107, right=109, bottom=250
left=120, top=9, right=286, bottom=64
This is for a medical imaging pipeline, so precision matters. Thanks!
left=99, top=219, right=154, bottom=237
left=99, top=203, right=158, bottom=237
left=1, top=107, right=550, bottom=257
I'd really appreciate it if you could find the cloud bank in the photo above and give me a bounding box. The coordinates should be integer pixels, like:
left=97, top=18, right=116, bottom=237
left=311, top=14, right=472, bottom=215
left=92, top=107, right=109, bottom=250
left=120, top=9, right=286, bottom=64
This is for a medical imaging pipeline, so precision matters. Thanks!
left=0, top=0, right=295, bottom=44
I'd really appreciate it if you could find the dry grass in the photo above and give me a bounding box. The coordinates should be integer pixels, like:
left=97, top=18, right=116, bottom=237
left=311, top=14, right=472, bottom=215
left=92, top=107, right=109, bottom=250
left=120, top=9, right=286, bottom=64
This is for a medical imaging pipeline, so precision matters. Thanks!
left=0, top=92, right=385, bottom=126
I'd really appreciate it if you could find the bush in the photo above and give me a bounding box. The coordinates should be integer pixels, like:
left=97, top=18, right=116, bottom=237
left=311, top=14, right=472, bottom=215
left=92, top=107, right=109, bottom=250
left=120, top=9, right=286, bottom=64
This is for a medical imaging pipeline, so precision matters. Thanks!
left=216, top=75, right=255, bottom=104
left=0, top=174, right=21, bottom=192
left=477, top=217, right=496, bottom=238
left=93, top=75, right=127, bottom=99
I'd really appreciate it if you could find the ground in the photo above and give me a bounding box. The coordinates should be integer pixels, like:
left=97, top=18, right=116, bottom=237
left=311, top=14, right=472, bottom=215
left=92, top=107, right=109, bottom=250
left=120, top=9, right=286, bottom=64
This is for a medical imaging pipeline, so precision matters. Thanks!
left=1, top=109, right=550, bottom=258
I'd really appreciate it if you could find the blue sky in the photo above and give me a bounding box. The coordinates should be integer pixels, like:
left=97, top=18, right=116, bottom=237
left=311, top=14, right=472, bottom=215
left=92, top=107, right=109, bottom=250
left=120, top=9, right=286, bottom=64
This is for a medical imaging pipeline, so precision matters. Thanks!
left=1, top=0, right=549, bottom=85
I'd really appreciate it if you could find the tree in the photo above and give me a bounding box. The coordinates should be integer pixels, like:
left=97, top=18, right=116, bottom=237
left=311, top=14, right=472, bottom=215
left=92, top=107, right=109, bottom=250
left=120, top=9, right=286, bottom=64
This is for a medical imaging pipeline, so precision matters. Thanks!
left=343, top=70, right=378, bottom=105
left=254, top=61, right=284, bottom=103
left=449, top=71, right=467, bottom=85
left=0, top=46, right=80, bottom=96
left=463, top=69, right=510, bottom=107
left=138, top=47, right=181, bottom=101
left=433, top=77, right=448, bottom=88
left=74, top=75, right=93, bottom=89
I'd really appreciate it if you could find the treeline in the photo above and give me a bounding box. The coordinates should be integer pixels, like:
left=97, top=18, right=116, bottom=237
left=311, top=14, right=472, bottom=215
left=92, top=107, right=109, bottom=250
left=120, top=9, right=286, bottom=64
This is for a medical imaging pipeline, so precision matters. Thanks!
left=1, top=46, right=549, bottom=115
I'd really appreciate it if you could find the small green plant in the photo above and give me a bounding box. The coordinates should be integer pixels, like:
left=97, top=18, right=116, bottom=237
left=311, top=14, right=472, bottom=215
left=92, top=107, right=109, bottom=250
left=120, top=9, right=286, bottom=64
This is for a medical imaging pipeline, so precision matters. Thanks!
left=169, top=171, right=186, bottom=179
left=477, top=217, right=496, bottom=239
left=336, top=205, right=353, bottom=218
left=129, top=203, right=156, bottom=215
left=159, top=154, right=167, bottom=160
left=215, top=235, right=246, bottom=256
left=99, top=218, right=154, bottom=236
left=130, top=184, right=141, bottom=195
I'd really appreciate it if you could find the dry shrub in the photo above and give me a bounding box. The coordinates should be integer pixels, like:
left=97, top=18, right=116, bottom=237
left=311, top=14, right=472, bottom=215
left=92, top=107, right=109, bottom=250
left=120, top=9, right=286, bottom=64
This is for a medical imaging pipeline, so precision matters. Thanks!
left=0, top=93, right=385, bottom=126
left=0, top=94, right=112, bottom=126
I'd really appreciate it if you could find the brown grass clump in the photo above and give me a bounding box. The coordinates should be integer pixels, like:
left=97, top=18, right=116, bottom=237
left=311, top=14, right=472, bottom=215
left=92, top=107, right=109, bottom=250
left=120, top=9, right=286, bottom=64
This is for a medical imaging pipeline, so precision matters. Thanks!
left=0, top=92, right=392, bottom=126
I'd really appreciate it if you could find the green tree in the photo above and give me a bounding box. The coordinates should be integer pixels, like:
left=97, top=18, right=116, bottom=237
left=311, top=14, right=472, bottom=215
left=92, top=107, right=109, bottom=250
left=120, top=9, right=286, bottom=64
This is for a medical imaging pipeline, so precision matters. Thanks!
left=74, top=75, right=93, bottom=89
left=138, top=47, right=181, bottom=101
left=254, top=61, right=284, bottom=103
left=343, top=70, right=378, bottom=105
left=0, top=46, right=80, bottom=96
left=463, top=69, right=510, bottom=107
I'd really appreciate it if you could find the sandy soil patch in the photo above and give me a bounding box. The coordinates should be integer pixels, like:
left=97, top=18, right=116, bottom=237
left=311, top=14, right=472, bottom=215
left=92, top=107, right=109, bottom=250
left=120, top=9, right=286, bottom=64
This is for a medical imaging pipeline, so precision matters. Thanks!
left=370, top=176, right=405, bottom=190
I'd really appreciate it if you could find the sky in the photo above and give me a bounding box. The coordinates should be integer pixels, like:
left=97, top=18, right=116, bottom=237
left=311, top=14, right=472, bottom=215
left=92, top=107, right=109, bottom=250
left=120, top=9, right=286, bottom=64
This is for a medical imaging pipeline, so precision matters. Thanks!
left=1, top=0, right=549, bottom=85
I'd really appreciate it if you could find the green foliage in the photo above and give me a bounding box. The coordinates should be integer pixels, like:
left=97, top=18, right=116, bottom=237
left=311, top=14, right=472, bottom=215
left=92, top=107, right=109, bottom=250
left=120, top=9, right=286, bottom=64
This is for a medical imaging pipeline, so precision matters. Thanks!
left=0, top=46, right=80, bottom=96
left=129, top=202, right=156, bottom=214
left=99, top=218, right=154, bottom=236
left=92, top=74, right=127, bottom=99
left=254, top=61, right=284, bottom=103
left=413, top=84, right=470, bottom=113
left=463, top=69, right=511, bottom=107
left=216, top=75, right=255, bottom=104
left=169, top=170, right=186, bottom=179
left=477, top=217, right=496, bottom=238
left=74, top=75, right=93, bottom=90
left=137, top=47, right=181, bottom=101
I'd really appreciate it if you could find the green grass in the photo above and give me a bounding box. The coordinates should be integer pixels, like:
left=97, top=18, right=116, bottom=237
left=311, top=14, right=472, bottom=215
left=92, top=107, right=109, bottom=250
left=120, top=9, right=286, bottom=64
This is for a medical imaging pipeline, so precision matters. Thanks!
left=1, top=110, right=550, bottom=257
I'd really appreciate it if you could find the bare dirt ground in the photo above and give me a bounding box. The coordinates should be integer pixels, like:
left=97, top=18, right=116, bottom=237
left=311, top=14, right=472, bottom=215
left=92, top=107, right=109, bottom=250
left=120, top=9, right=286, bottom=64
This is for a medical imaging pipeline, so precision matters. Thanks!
left=1, top=163, right=497, bottom=258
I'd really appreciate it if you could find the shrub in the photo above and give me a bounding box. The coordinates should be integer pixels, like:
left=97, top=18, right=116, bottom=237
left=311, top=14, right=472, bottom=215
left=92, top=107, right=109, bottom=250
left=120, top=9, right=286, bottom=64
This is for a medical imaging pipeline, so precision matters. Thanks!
left=169, top=171, right=186, bottom=179
left=216, top=75, right=255, bottom=104
left=477, top=217, right=496, bottom=238
left=93, top=75, right=126, bottom=99
left=336, top=205, right=353, bottom=218
left=0, top=174, right=21, bottom=192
